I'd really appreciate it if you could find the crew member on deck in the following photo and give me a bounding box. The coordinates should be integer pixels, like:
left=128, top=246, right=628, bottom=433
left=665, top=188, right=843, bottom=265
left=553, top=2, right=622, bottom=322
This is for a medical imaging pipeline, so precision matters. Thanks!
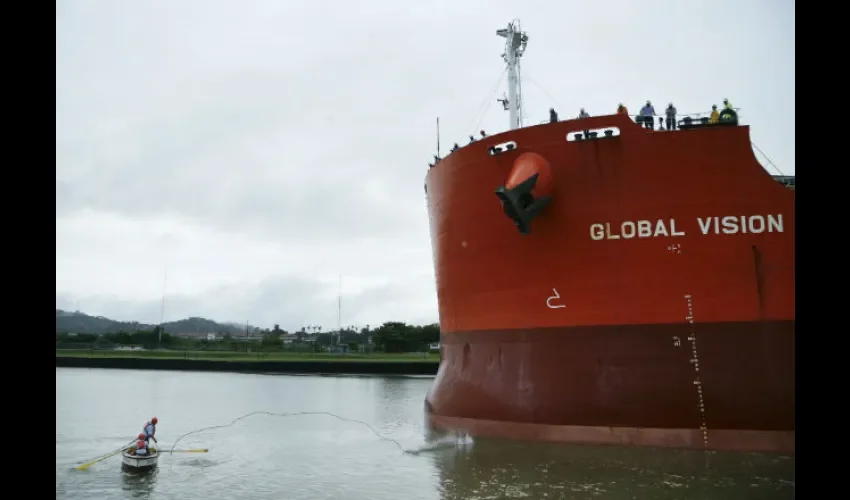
left=143, top=417, right=158, bottom=445
left=616, top=103, right=628, bottom=115
left=665, top=103, right=677, bottom=130
left=719, top=98, right=739, bottom=124
left=709, top=105, right=720, bottom=124
left=549, top=108, right=559, bottom=123
left=579, top=108, right=590, bottom=136
left=134, top=433, right=149, bottom=456
left=639, top=100, right=656, bottom=129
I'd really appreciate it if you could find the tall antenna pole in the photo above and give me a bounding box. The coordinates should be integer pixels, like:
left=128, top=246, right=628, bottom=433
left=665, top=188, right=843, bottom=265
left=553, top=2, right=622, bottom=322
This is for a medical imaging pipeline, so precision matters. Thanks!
left=337, top=274, right=342, bottom=347
left=436, top=117, right=441, bottom=157
left=496, top=20, right=528, bottom=130
left=159, top=265, right=167, bottom=345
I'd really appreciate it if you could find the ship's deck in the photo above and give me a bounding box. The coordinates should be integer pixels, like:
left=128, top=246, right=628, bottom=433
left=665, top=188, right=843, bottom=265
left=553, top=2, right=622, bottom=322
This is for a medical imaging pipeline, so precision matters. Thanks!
left=772, top=176, right=795, bottom=189
left=432, top=108, right=795, bottom=191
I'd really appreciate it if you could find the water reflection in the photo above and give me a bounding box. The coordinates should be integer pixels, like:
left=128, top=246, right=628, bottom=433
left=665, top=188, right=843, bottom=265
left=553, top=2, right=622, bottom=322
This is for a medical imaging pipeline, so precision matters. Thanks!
left=427, top=437, right=795, bottom=500
left=378, top=376, right=414, bottom=401
left=376, top=376, right=432, bottom=437
left=120, top=469, right=158, bottom=499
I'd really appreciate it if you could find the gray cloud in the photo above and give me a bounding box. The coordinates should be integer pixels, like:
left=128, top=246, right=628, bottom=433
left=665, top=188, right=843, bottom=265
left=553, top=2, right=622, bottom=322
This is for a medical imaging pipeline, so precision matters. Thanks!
left=56, top=271, right=436, bottom=332
left=56, top=69, right=430, bottom=241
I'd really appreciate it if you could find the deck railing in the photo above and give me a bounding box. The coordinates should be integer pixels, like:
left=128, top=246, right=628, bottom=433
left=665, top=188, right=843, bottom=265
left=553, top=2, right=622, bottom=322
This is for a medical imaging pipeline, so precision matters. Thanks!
left=539, top=108, right=743, bottom=130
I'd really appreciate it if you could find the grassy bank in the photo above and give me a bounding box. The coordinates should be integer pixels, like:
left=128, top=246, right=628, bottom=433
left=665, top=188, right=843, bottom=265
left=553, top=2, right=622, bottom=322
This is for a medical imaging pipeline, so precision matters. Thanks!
left=56, top=350, right=440, bottom=375
left=56, top=349, right=440, bottom=363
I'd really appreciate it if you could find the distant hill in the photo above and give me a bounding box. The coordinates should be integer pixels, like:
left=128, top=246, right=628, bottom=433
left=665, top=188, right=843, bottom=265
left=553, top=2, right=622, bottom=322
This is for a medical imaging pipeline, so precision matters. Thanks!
left=55, top=309, right=259, bottom=335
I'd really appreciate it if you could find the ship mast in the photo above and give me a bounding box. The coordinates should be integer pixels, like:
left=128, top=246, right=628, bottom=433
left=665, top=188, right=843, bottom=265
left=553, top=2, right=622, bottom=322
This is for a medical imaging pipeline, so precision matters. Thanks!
left=496, top=20, right=528, bottom=131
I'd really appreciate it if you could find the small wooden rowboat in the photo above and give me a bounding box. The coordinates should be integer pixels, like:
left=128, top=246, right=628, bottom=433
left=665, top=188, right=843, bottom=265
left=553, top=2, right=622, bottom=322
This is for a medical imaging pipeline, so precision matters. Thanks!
left=121, top=446, right=159, bottom=472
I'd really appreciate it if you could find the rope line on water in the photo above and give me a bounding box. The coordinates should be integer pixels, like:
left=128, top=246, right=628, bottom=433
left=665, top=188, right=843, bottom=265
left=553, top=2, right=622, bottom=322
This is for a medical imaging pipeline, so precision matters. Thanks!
left=72, top=412, right=466, bottom=474
left=169, top=411, right=409, bottom=455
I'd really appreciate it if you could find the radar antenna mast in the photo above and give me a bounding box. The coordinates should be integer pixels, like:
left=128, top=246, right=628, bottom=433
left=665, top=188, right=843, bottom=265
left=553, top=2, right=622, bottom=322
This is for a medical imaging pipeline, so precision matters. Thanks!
left=496, top=20, right=528, bottom=131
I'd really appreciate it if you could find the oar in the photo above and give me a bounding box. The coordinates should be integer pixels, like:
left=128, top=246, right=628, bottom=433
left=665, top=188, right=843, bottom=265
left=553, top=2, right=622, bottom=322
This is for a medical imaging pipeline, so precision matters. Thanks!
left=163, top=448, right=209, bottom=453
left=75, top=442, right=134, bottom=471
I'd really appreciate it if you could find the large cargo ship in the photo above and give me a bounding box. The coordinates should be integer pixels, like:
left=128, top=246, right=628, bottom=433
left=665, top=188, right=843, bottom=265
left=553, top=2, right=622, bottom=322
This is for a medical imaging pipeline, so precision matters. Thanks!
left=423, top=20, right=795, bottom=454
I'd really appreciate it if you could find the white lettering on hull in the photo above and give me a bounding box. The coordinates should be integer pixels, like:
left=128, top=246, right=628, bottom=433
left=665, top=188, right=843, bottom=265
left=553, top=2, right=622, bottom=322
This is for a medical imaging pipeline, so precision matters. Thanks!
left=590, top=218, right=684, bottom=241
left=546, top=288, right=565, bottom=309
left=590, top=214, right=784, bottom=241
left=696, top=214, right=784, bottom=235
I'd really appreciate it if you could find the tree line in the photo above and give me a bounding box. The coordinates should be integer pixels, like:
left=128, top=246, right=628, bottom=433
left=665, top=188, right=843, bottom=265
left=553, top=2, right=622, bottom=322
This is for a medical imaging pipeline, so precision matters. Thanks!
left=56, top=322, right=440, bottom=353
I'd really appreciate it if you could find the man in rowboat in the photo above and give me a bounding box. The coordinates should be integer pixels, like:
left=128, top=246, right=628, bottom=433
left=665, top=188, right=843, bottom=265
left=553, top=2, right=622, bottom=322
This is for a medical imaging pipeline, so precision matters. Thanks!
left=143, top=417, right=158, bottom=445
left=133, top=433, right=149, bottom=456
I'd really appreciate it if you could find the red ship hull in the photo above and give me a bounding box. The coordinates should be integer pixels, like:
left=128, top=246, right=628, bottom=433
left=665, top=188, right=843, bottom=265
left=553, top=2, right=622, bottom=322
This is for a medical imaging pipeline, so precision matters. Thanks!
left=423, top=115, right=795, bottom=454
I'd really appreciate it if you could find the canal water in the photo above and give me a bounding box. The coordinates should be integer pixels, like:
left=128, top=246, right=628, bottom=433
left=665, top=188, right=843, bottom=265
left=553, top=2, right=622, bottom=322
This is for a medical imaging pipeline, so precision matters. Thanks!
left=56, top=368, right=794, bottom=499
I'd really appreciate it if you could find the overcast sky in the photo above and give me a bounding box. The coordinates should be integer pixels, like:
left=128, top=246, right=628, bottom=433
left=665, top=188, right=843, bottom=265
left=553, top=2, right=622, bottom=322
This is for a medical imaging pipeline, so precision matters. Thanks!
left=56, top=0, right=795, bottom=331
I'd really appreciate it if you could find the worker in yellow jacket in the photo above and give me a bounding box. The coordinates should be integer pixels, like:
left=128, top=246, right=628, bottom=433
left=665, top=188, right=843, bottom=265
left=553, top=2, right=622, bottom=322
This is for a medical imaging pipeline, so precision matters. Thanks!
left=709, top=105, right=720, bottom=124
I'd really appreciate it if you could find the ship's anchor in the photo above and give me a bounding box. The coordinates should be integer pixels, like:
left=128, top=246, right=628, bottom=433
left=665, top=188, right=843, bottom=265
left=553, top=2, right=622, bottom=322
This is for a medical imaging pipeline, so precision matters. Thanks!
left=546, top=288, right=565, bottom=309
left=495, top=173, right=552, bottom=235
